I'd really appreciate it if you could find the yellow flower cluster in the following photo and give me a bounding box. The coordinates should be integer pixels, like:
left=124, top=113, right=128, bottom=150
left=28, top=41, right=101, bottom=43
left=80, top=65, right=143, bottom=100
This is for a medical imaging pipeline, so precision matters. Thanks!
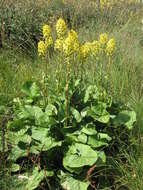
left=99, top=33, right=108, bottom=47
left=55, top=18, right=79, bottom=56
left=100, top=0, right=108, bottom=10
left=38, top=24, right=53, bottom=56
left=54, top=38, right=64, bottom=52
left=106, top=38, right=115, bottom=56
left=80, top=42, right=92, bottom=59
left=79, top=33, right=114, bottom=60
left=38, top=41, right=46, bottom=56
left=91, top=40, right=101, bottom=57
left=45, top=36, right=53, bottom=47
left=43, top=25, right=52, bottom=38
left=63, top=30, right=79, bottom=56
left=54, top=18, right=67, bottom=53
left=43, top=25, right=53, bottom=47
left=56, top=18, right=67, bottom=39
left=38, top=18, right=115, bottom=60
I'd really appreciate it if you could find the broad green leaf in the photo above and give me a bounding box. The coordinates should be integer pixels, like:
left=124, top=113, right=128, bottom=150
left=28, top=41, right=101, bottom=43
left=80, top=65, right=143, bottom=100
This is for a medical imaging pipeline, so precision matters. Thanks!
left=8, top=146, right=27, bottom=161
left=18, top=105, right=57, bottom=126
left=71, top=107, right=81, bottom=123
left=98, top=133, right=112, bottom=141
left=8, top=127, right=31, bottom=145
left=81, top=123, right=97, bottom=135
left=64, top=130, right=87, bottom=144
left=31, top=127, right=49, bottom=141
left=22, top=81, right=40, bottom=99
left=112, top=110, right=136, bottom=129
left=18, top=105, right=56, bottom=126
left=77, top=133, right=87, bottom=144
left=87, top=136, right=109, bottom=148
left=26, top=167, right=53, bottom=190
left=96, top=113, right=110, bottom=123
left=18, top=105, right=43, bottom=120
left=36, top=138, right=62, bottom=152
left=84, top=85, right=99, bottom=103
left=88, top=104, right=110, bottom=123
left=10, top=163, right=20, bottom=172
left=29, top=145, right=39, bottom=154
left=45, top=104, right=57, bottom=116
left=91, top=103, right=106, bottom=115
left=37, top=114, right=57, bottom=127
left=59, top=171, right=89, bottom=190
left=32, top=127, right=62, bottom=151
left=7, top=119, right=25, bottom=132
left=63, top=143, right=98, bottom=168
left=81, top=109, right=88, bottom=118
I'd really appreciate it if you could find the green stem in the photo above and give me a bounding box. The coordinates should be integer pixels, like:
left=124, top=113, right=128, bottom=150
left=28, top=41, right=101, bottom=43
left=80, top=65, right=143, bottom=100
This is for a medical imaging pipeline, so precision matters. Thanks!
left=107, top=56, right=111, bottom=90
left=65, top=57, right=70, bottom=127
left=58, top=53, right=63, bottom=92
left=43, top=51, right=49, bottom=105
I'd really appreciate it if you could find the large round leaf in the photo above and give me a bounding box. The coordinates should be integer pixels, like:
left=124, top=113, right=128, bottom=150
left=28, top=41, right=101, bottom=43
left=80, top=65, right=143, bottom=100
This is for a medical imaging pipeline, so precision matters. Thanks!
left=63, top=143, right=98, bottom=168
left=59, top=171, right=89, bottom=190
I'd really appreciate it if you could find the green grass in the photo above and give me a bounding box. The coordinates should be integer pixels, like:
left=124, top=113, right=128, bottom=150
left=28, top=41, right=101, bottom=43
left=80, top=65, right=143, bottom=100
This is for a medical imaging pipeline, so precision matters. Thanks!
left=0, top=49, right=43, bottom=105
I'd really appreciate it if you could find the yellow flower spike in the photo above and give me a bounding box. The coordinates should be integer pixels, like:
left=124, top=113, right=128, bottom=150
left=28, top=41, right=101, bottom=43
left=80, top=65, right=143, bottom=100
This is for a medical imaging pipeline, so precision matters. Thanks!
left=56, top=18, right=67, bottom=39
left=45, top=36, right=53, bottom=47
left=100, top=0, right=107, bottom=10
left=91, top=40, right=101, bottom=57
left=80, top=42, right=92, bottom=59
left=38, top=40, right=46, bottom=56
left=54, top=38, right=64, bottom=52
left=43, top=25, right=52, bottom=39
left=63, top=29, right=79, bottom=56
left=106, top=38, right=115, bottom=56
left=68, top=30, right=78, bottom=42
left=63, top=37, right=72, bottom=56
left=99, top=33, right=108, bottom=46
left=69, top=30, right=79, bottom=52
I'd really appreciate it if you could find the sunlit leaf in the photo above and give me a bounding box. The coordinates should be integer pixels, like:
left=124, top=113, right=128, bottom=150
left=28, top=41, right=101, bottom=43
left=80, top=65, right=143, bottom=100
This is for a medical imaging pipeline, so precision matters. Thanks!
left=63, top=143, right=98, bottom=168
left=71, top=107, right=81, bottom=123
left=59, top=171, right=89, bottom=190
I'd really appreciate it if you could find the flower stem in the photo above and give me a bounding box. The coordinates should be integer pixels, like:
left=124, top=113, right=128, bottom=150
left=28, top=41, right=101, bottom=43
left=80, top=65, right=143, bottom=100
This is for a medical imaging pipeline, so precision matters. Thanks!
left=65, top=57, right=70, bottom=127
